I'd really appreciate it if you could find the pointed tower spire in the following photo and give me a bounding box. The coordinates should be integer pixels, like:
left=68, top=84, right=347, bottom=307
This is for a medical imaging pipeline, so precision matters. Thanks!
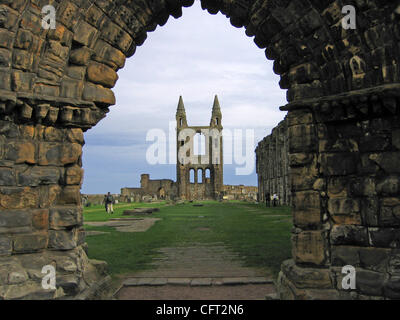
left=176, top=95, right=187, bottom=128
left=210, top=95, right=222, bottom=127
left=177, top=95, right=185, bottom=113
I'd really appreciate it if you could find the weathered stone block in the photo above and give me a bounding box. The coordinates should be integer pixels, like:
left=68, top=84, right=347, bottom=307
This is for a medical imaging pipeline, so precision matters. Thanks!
left=48, top=230, right=77, bottom=250
left=0, top=29, right=13, bottom=48
left=17, top=166, right=60, bottom=186
left=357, top=269, right=385, bottom=297
left=384, top=275, right=400, bottom=299
left=380, top=198, right=400, bottom=227
left=60, top=78, right=84, bottom=98
left=320, top=153, right=356, bottom=176
left=14, top=29, right=33, bottom=50
left=82, top=82, right=115, bottom=105
left=57, top=186, right=81, bottom=206
left=38, top=142, right=60, bottom=166
left=289, top=153, right=314, bottom=166
left=0, top=167, right=16, bottom=186
left=330, top=225, right=368, bottom=246
left=281, top=259, right=332, bottom=289
left=0, top=68, right=11, bottom=90
left=67, top=66, right=86, bottom=80
left=328, top=198, right=361, bottom=225
left=0, top=210, right=31, bottom=234
left=349, top=177, right=376, bottom=197
left=5, top=141, right=35, bottom=164
left=33, top=83, right=60, bottom=97
left=49, top=206, right=82, bottom=230
left=43, top=127, right=63, bottom=142
left=19, top=103, right=33, bottom=120
left=368, top=227, right=400, bottom=248
left=359, top=247, right=390, bottom=272
left=360, top=197, right=379, bottom=226
left=290, top=160, right=319, bottom=191
left=69, top=47, right=92, bottom=66
left=13, top=233, right=47, bottom=253
left=12, top=49, right=33, bottom=71
left=376, top=175, right=400, bottom=196
left=0, top=236, right=12, bottom=256
left=288, top=124, right=317, bottom=153
left=66, top=128, right=84, bottom=145
left=331, top=246, right=360, bottom=266
left=93, top=40, right=126, bottom=70
left=73, top=20, right=98, bottom=46
left=0, top=187, right=39, bottom=210
left=292, top=191, right=321, bottom=227
left=65, top=165, right=83, bottom=185
left=87, top=62, right=118, bottom=88
left=292, top=230, right=326, bottom=265
left=31, top=209, right=49, bottom=231
left=0, top=48, right=11, bottom=67
left=369, top=152, right=400, bottom=174
left=60, top=143, right=82, bottom=165
left=46, top=107, right=60, bottom=124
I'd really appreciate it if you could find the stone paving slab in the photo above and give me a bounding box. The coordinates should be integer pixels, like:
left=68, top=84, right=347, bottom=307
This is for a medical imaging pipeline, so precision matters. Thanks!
left=167, top=278, right=192, bottom=286
left=123, top=276, right=273, bottom=287
left=191, top=278, right=213, bottom=286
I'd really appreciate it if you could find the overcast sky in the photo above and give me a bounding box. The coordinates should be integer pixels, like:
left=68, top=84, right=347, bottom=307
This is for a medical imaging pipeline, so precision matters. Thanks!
left=81, top=2, right=287, bottom=194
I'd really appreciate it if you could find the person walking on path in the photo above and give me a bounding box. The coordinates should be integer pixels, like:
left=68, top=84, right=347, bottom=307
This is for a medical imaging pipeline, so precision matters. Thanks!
left=105, top=192, right=114, bottom=214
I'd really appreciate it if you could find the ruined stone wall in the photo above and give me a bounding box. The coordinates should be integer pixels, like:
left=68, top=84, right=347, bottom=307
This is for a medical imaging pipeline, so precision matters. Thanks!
left=121, top=174, right=177, bottom=201
left=223, top=185, right=258, bottom=201
left=256, top=117, right=290, bottom=205
left=0, top=121, right=107, bottom=299
left=277, top=92, right=400, bottom=300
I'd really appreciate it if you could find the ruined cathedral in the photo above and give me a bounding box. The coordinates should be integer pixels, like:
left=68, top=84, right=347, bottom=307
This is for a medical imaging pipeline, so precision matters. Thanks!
left=176, top=95, right=224, bottom=200
left=121, top=96, right=257, bottom=201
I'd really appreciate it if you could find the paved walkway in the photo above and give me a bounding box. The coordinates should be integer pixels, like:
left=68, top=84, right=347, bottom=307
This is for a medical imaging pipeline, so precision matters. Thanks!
left=115, top=243, right=277, bottom=300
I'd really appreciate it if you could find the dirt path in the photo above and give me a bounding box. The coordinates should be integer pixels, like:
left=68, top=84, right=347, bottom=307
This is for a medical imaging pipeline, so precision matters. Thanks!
left=115, top=243, right=277, bottom=300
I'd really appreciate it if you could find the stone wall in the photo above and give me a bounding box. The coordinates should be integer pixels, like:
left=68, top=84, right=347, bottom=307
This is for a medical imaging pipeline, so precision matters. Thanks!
left=256, top=117, right=290, bottom=205
left=0, top=121, right=107, bottom=299
left=277, top=91, right=400, bottom=300
left=121, top=174, right=178, bottom=201
left=223, top=185, right=258, bottom=201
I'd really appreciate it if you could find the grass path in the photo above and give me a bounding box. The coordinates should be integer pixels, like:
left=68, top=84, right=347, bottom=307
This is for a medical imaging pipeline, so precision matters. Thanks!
left=83, top=201, right=292, bottom=280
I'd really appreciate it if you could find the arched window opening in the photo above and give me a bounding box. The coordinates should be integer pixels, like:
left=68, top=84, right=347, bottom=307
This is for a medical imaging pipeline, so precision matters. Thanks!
left=190, top=169, right=195, bottom=183
left=198, top=169, right=203, bottom=183
left=193, top=133, right=206, bottom=155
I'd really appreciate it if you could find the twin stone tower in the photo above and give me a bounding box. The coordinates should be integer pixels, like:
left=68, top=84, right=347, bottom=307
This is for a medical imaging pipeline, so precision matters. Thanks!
left=176, top=95, right=224, bottom=200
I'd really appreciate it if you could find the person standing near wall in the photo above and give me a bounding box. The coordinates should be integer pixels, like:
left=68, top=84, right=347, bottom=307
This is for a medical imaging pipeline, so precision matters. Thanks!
left=265, top=192, right=270, bottom=207
left=105, top=192, right=114, bottom=214
left=272, top=193, right=278, bottom=207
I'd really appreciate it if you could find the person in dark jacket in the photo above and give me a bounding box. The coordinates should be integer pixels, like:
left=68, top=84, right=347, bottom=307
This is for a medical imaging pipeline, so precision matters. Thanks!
left=105, top=192, right=114, bottom=214
left=265, top=193, right=271, bottom=207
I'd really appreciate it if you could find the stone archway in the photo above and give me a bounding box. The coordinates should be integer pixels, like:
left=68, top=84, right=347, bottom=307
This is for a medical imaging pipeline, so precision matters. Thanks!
left=0, top=0, right=400, bottom=299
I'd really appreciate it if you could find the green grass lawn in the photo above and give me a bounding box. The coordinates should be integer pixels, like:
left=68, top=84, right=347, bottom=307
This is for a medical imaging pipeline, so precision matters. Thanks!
left=83, top=201, right=292, bottom=279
